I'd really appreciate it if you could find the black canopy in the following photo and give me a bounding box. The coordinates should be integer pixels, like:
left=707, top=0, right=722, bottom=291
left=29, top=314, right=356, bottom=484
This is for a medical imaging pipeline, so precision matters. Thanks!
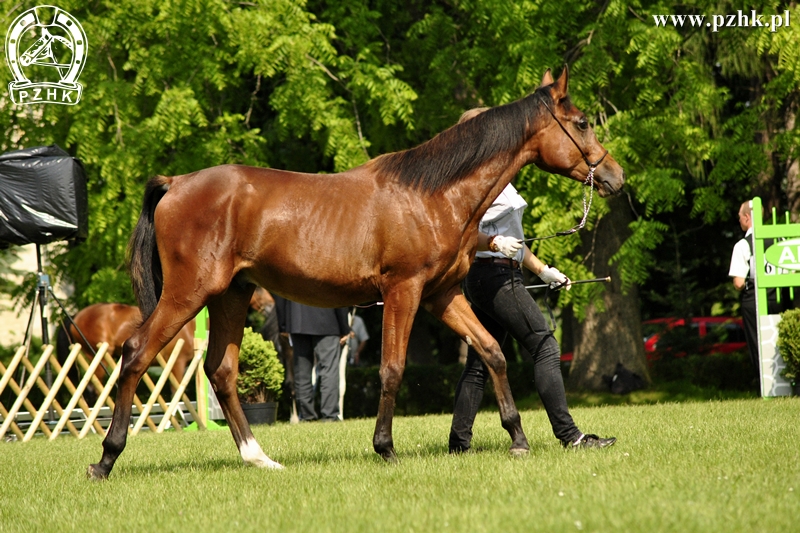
left=0, top=145, right=88, bottom=246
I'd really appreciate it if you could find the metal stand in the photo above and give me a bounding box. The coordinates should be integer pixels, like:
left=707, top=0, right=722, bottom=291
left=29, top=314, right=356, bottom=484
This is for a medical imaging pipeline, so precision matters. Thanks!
left=19, top=244, right=96, bottom=421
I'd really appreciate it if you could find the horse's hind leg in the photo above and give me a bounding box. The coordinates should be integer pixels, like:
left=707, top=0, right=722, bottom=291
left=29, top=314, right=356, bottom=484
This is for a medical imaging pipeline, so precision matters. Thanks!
left=425, top=286, right=529, bottom=454
left=205, top=284, right=283, bottom=470
left=87, top=305, right=198, bottom=480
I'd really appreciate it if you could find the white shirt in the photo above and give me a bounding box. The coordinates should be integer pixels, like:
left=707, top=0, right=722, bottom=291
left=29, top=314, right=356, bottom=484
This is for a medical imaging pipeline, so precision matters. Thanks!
left=476, top=183, right=527, bottom=263
left=728, top=228, right=753, bottom=279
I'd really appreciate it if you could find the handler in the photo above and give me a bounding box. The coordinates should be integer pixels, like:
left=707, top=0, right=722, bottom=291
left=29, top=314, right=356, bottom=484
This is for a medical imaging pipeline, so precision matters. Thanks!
left=449, top=108, right=616, bottom=453
left=728, top=200, right=758, bottom=377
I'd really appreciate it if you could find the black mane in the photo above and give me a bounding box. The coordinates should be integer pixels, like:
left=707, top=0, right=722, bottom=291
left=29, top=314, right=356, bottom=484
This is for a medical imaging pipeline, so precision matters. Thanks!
left=374, top=87, right=553, bottom=193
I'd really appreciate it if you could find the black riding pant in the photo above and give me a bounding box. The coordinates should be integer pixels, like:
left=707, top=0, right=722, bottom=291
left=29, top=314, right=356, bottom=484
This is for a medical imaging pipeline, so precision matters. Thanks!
left=741, top=291, right=760, bottom=381
left=449, top=262, right=581, bottom=451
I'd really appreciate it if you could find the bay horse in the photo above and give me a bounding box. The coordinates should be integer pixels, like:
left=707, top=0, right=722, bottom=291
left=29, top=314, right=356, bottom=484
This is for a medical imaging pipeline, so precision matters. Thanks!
left=56, top=303, right=196, bottom=393
left=88, top=66, right=625, bottom=479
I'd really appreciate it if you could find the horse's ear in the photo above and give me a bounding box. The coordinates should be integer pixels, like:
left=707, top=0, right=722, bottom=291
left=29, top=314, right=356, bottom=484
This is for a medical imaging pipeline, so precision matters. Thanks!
left=551, top=64, right=570, bottom=100
left=539, top=68, right=554, bottom=87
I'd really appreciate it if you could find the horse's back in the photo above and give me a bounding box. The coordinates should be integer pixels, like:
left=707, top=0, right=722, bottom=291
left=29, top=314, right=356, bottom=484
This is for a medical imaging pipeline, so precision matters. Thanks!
left=154, top=162, right=461, bottom=307
left=70, top=303, right=140, bottom=355
left=154, top=164, right=388, bottom=306
left=70, top=303, right=194, bottom=366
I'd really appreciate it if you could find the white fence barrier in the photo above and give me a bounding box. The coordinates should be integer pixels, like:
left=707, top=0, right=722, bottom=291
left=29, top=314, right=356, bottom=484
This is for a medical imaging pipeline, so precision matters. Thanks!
left=0, top=340, right=205, bottom=441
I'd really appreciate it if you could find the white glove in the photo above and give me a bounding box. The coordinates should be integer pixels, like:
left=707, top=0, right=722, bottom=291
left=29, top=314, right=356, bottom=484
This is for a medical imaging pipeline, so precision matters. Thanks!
left=488, top=235, right=522, bottom=259
left=539, top=266, right=571, bottom=291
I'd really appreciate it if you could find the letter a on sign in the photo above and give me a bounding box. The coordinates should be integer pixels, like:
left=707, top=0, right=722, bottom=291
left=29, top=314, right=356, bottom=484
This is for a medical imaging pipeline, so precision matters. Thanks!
left=778, top=246, right=796, bottom=265
left=764, top=238, right=800, bottom=271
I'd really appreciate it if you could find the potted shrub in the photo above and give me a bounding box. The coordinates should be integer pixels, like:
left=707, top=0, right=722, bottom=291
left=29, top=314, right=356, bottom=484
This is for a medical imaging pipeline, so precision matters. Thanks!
left=777, top=308, right=800, bottom=395
left=237, top=327, right=284, bottom=424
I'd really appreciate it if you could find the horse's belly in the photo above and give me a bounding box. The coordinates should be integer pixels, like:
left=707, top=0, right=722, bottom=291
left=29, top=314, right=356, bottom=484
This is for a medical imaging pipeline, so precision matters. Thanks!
left=243, top=264, right=381, bottom=308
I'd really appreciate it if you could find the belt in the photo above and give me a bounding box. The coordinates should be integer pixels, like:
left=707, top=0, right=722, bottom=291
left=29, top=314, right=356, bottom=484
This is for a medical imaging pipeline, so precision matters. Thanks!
left=474, top=257, right=520, bottom=269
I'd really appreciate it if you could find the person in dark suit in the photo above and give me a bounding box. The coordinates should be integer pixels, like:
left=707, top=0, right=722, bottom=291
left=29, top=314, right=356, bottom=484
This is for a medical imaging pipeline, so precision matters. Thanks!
left=275, top=297, right=350, bottom=421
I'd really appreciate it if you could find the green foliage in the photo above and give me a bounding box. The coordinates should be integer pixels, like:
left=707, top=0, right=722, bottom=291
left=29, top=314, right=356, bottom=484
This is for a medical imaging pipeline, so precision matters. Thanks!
left=340, top=362, right=545, bottom=419
left=338, top=354, right=753, bottom=418
left=0, top=0, right=417, bottom=312
left=650, top=352, right=754, bottom=391
left=341, top=364, right=462, bottom=418
left=0, top=247, right=22, bottom=302
left=777, top=309, right=800, bottom=380
left=237, top=327, right=284, bottom=403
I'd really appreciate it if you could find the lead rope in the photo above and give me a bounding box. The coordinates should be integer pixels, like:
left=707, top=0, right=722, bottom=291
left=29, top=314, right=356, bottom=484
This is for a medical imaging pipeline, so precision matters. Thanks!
left=510, top=165, right=596, bottom=335
left=522, top=168, right=595, bottom=243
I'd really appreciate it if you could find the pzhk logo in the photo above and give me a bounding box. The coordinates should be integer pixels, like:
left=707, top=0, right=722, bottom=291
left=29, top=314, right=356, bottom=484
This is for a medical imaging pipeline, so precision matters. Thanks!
left=5, top=5, right=87, bottom=105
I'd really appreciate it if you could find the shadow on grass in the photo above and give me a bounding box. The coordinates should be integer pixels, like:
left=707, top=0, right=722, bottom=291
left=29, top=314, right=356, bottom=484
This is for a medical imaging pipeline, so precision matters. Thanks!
left=115, top=457, right=245, bottom=477
left=515, top=381, right=759, bottom=412
left=116, top=449, right=380, bottom=473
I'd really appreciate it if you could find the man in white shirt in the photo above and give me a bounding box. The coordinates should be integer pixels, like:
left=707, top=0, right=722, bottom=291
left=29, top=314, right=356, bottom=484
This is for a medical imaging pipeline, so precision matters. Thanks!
left=728, top=200, right=758, bottom=378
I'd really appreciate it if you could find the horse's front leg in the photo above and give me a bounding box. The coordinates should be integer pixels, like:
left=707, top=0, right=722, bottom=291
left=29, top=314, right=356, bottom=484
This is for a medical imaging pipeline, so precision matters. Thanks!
left=373, top=281, right=422, bottom=462
left=425, top=286, right=529, bottom=455
left=205, top=285, right=283, bottom=470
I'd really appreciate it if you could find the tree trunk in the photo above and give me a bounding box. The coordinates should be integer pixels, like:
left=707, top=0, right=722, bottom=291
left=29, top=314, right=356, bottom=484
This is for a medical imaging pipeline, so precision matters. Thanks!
left=752, top=63, right=798, bottom=219
left=567, top=195, right=649, bottom=391
left=784, top=99, right=799, bottom=223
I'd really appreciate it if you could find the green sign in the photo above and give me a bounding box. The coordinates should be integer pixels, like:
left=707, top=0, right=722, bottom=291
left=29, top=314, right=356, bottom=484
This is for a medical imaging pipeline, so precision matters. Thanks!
left=751, top=197, right=800, bottom=398
left=764, top=238, right=800, bottom=271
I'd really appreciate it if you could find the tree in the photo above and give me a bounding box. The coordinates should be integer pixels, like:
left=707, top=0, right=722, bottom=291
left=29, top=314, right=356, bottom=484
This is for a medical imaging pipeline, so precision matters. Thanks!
left=2, top=0, right=797, bottom=393
left=0, top=0, right=416, bottom=314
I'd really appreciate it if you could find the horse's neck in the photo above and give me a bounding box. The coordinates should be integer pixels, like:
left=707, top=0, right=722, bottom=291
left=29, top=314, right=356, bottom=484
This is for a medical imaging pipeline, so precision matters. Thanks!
left=443, top=151, right=527, bottom=231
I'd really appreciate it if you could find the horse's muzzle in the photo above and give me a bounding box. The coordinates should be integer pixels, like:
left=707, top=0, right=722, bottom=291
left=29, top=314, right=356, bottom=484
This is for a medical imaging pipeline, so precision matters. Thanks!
left=596, top=169, right=625, bottom=197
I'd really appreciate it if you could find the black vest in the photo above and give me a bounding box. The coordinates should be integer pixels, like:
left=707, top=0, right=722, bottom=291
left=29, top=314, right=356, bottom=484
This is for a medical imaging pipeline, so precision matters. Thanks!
left=745, top=233, right=782, bottom=312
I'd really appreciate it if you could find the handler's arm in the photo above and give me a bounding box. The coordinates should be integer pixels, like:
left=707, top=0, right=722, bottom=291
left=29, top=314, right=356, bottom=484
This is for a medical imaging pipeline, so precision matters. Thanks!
left=521, top=245, right=546, bottom=276
left=476, top=231, right=545, bottom=273
left=732, top=276, right=746, bottom=291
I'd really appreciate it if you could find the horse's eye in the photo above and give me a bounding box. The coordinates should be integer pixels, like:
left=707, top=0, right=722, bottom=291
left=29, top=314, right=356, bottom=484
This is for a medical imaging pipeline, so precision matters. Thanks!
left=577, top=119, right=589, bottom=131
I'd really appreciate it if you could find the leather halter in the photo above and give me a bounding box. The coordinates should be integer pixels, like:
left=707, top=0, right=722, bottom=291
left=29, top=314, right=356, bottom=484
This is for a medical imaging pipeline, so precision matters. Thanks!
left=523, top=100, right=606, bottom=243
left=542, top=100, right=608, bottom=169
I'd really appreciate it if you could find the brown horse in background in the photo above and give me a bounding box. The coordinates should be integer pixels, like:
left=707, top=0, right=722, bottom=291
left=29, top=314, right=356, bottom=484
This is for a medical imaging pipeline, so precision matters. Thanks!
left=57, top=303, right=196, bottom=390
left=59, top=293, right=278, bottom=396
left=88, top=66, right=625, bottom=479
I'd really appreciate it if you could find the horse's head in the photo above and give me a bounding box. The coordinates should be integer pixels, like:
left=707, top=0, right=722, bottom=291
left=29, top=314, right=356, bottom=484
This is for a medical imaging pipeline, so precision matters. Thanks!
left=532, top=66, right=625, bottom=198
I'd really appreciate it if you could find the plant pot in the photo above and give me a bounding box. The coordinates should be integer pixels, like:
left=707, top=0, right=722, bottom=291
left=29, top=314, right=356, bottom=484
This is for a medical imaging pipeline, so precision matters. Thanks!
left=241, top=401, right=277, bottom=425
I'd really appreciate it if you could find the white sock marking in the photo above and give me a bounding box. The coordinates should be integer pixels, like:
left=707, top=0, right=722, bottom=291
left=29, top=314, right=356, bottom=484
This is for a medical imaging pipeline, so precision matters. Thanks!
left=239, top=437, right=284, bottom=470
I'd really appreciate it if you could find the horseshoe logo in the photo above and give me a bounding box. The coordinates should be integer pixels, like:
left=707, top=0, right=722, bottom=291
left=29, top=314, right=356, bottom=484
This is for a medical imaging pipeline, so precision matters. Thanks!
left=5, top=5, right=88, bottom=105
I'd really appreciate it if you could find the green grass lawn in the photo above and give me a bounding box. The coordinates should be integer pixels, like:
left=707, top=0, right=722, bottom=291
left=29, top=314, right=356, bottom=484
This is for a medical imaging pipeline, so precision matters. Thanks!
left=1, top=397, right=798, bottom=533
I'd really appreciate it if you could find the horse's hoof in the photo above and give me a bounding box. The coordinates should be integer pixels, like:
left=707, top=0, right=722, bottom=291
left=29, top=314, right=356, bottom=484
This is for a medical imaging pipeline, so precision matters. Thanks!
left=380, top=450, right=398, bottom=463
left=86, top=464, right=108, bottom=481
left=246, top=457, right=285, bottom=470
left=509, top=447, right=529, bottom=458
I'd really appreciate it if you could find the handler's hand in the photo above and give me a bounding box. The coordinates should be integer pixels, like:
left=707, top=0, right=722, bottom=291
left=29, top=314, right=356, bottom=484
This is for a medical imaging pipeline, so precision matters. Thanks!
left=539, top=266, right=571, bottom=291
left=489, top=235, right=523, bottom=259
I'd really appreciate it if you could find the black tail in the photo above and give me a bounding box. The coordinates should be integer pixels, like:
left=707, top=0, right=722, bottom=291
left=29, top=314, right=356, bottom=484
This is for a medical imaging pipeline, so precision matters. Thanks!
left=128, top=176, right=171, bottom=321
